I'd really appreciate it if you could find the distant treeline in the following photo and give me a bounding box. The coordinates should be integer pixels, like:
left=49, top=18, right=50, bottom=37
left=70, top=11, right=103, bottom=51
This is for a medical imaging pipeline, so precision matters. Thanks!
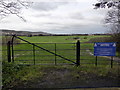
left=3, top=34, right=112, bottom=36
left=49, top=34, right=112, bottom=36
left=1, top=29, right=112, bottom=36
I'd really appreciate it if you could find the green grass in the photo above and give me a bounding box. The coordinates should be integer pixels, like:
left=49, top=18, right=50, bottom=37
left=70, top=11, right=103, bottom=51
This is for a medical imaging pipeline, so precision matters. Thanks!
left=12, top=43, right=76, bottom=65
left=2, top=35, right=120, bottom=89
left=2, top=35, right=119, bottom=66
left=2, top=64, right=120, bottom=89
left=2, top=62, right=44, bottom=88
left=19, top=35, right=110, bottom=43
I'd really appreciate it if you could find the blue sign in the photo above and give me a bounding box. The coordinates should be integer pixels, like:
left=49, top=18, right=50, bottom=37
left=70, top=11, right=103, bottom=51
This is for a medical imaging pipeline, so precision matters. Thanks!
left=94, top=42, right=116, bottom=56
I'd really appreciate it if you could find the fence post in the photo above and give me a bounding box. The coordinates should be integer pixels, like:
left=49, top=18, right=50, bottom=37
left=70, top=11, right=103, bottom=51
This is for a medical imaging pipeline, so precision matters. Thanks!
left=11, top=35, right=15, bottom=62
left=33, top=45, right=35, bottom=65
left=95, top=56, right=98, bottom=66
left=7, top=41, right=11, bottom=62
left=111, top=56, right=113, bottom=68
left=76, top=40, right=80, bottom=66
left=55, top=43, right=57, bottom=65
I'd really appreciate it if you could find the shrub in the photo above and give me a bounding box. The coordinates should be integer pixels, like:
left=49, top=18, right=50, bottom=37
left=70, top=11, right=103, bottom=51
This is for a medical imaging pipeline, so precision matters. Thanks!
left=2, top=61, right=25, bottom=88
left=84, top=37, right=87, bottom=39
left=73, top=37, right=80, bottom=40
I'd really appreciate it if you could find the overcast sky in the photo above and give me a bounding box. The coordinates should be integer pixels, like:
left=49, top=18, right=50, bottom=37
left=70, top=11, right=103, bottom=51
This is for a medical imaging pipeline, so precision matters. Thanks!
left=0, top=0, right=109, bottom=34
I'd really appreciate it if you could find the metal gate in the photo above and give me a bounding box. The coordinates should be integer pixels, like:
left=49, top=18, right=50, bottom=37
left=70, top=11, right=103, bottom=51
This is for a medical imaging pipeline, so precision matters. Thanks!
left=6, top=35, right=120, bottom=67
left=7, top=35, right=80, bottom=66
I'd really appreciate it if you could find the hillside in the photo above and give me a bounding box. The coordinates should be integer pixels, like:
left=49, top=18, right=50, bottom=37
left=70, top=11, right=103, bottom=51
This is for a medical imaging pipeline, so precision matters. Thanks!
left=0, top=29, right=112, bottom=36
left=0, top=29, right=51, bottom=36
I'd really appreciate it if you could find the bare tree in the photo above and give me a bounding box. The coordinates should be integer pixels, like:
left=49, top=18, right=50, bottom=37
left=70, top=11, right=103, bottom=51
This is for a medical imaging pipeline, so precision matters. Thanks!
left=94, top=0, right=120, bottom=34
left=0, top=0, right=32, bottom=21
left=94, top=0, right=120, bottom=9
left=94, top=0, right=120, bottom=51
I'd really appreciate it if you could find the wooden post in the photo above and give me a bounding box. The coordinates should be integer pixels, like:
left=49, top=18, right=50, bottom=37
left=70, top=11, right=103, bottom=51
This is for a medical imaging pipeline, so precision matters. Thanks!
left=76, top=40, right=80, bottom=66
left=95, top=56, right=98, bottom=66
left=111, top=56, right=113, bottom=68
left=11, top=35, right=15, bottom=62
left=7, top=41, right=11, bottom=62
left=33, top=45, right=35, bottom=65
left=55, top=43, right=57, bottom=65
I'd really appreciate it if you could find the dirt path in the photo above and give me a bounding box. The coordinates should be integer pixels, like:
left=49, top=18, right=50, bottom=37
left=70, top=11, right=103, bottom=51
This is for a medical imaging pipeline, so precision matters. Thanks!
left=14, top=67, right=120, bottom=89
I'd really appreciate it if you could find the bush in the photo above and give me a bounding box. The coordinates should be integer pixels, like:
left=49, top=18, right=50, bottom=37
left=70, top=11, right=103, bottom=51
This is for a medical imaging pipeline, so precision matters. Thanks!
left=2, top=61, right=25, bottom=88
left=73, top=37, right=80, bottom=40
left=84, top=37, right=87, bottom=39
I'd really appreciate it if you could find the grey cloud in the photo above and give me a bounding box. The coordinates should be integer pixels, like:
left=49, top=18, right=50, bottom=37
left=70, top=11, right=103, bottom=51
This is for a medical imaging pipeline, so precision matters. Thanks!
left=31, top=2, right=68, bottom=11
left=46, top=21, right=103, bottom=33
left=45, top=22, right=60, bottom=25
left=0, top=20, right=11, bottom=24
left=59, top=24, right=85, bottom=30
left=33, top=13, right=51, bottom=17
left=47, top=24, right=107, bottom=34
left=70, top=12, right=84, bottom=20
left=22, top=23, right=107, bottom=34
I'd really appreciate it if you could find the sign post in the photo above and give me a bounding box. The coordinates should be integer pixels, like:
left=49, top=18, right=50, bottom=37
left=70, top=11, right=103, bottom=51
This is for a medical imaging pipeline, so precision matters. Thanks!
left=94, top=42, right=116, bottom=68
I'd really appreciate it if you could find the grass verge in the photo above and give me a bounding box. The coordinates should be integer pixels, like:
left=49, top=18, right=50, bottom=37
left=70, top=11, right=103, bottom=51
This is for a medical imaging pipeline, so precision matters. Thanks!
left=2, top=63, right=120, bottom=89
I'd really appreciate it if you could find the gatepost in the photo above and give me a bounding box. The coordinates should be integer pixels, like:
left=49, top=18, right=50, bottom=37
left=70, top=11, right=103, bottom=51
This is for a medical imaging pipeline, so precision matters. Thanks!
left=76, top=40, right=80, bottom=66
left=7, top=41, right=11, bottom=62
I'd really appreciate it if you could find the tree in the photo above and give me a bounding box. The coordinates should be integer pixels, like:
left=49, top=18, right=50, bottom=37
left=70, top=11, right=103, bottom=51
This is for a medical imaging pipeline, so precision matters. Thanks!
left=94, top=0, right=120, bottom=51
left=94, top=0, right=120, bottom=9
left=0, top=0, right=32, bottom=21
left=94, top=0, right=120, bottom=31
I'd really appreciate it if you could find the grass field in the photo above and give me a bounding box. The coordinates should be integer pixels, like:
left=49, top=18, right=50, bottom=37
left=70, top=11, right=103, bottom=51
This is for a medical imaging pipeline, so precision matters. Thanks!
left=19, top=35, right=109, bottom=43
left=2, top=35, right=119, bottom=67
left=2, top=35, right=120, bottom=89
